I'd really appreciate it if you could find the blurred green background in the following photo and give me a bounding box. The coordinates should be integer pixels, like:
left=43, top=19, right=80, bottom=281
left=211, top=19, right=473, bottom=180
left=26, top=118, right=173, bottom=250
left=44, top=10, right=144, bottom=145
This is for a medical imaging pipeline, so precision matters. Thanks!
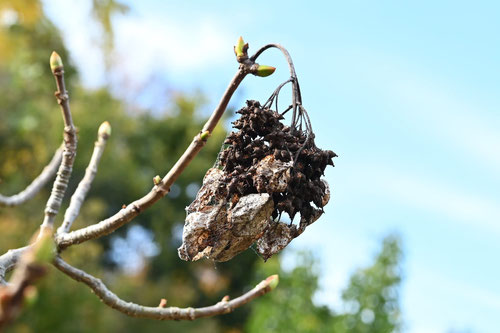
left=0, top=1, right=402, bottom=332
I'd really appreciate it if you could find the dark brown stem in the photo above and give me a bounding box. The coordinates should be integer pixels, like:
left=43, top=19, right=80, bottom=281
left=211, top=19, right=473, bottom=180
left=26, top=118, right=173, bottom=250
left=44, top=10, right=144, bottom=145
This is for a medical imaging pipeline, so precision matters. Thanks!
left=251, top=44, right=297, bottom=82
left=251, top=44, right=302, bottom=128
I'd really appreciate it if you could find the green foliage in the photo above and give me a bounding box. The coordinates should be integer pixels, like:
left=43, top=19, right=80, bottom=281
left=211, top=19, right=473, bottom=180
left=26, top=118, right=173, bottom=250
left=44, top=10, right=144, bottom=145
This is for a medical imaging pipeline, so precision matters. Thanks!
left=246, top=235, right=403, bottom=333
left=246, top=253, right=333, bottom=333
left=335, top=235, right=402, bottom=333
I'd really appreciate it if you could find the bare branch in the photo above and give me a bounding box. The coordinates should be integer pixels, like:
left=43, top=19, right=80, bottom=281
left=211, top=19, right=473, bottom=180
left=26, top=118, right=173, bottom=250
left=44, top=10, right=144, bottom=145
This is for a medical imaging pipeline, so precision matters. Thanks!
left=53, top=256, right=278, bottom=320
left=41, top=52, right=78, bottom=231
left=0, top=147, right=62, bottom=207
left=57, top=122, right=111, bottom=235
left=56, top=66, right=250, bottom=249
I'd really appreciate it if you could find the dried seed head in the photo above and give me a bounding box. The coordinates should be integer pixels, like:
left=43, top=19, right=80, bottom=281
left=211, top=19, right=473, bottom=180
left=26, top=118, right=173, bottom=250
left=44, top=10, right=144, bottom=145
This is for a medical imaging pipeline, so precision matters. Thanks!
left=179, top=98, right=335, bottom=262
left=213, top=100, right=335, bottom=225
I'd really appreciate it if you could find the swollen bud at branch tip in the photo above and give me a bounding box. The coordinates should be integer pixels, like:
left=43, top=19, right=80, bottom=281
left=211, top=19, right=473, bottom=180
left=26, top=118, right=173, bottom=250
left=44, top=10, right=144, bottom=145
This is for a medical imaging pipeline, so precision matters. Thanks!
left=257, top=274, right=279, bottom=290
left=266, top=274, right=279, bottom=290
left=234, top=36, right=245, bottom=57
left=50, top=51, right=63, bottom=70
left=98, top=121, right=112, bottom=138
left=255, top=65, right=276, bottom=77
left=153, top=175, right=161, bottom=186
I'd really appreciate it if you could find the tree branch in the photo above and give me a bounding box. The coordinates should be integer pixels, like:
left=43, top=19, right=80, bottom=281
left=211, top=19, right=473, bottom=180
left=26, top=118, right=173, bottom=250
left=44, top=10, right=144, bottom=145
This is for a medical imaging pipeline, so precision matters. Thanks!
left=2, top=40, right=285, bottom=324
left=56, top=65, right=251, bottom=250
left=53, top=256, right=278, bottom=320
left=57, top=122, right=111, bottom=235
left=0, top=147, right=62, bottom=207
left=40, top=52, right=78, bottom=231
left=55, top=41, right=288, bottom=250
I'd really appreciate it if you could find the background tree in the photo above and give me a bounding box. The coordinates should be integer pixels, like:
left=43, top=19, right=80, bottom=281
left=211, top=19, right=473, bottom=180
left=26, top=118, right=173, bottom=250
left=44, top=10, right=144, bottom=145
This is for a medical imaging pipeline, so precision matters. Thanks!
left=246, top=235, right=403, bottom=333
left=335, top=235, right=402, bottom=332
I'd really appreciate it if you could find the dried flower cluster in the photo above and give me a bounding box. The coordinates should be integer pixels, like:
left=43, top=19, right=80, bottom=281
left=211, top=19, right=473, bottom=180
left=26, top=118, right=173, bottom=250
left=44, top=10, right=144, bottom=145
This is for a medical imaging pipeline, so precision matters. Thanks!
left=219, top=100, right=336, bottom=222
left=178, top=100, right=336, bottom=261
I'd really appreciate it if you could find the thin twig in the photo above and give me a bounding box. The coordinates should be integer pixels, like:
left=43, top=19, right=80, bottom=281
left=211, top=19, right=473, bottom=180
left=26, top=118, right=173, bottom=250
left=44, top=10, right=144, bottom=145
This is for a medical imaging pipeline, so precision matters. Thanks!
left=57, top=123, right=111, bottom=234
left=53, top=256, right=277, bottom=320
left=41, top=53, right=78, bottom=231
left=0, top=147, right=62, bottom=207
left=56, top=66, right=250, bottom=250
left=251, top=44, right=302, bottom=128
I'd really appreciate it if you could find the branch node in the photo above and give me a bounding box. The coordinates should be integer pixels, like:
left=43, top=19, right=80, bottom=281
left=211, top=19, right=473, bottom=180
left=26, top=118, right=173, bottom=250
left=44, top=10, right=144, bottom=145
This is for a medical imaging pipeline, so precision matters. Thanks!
left=200, top=130, right=211, bottom=141
left=54, top=91, right=69, bottom=103
left=131, top=204, right=141, bottom=214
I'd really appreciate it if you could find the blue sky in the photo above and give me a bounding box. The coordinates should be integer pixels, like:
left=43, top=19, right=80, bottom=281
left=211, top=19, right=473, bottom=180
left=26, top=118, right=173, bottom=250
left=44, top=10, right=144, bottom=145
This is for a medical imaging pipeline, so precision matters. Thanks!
left=43, top=1, right=500, bottom=332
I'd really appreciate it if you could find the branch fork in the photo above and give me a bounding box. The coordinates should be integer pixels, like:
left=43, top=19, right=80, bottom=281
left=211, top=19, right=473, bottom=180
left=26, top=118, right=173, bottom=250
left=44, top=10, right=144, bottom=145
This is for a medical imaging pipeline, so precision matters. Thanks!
left=0, top=37, right=294, bottom=324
